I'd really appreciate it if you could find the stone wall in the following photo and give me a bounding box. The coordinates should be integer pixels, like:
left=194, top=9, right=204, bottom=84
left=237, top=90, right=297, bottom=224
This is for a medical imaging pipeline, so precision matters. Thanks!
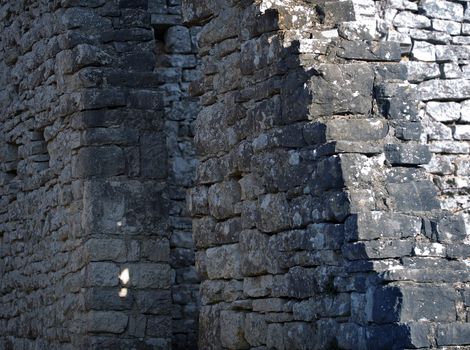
left=0, top=0, right=198, bottom=349
left=1, top=0, right=470, bottom=349
left=185, top=0, right=470, bottom=348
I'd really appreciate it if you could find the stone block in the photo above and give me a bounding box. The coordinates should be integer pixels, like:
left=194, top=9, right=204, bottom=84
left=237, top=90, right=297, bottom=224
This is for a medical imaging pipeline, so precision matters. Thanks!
left=206, top=244, right=242, bottom=279
left=140, top=132, right=167, bottom=179
left=73, top=146, right=125, bottom=178
left=146, top=316, right=172, bottom=338
left=243, top=275, right=273, bottom=297
left=86, top=262, right=120, bottom=287
left=309, top=64, right=374, bottom=117
left=320, top=1, right=355, bottom=26
left=266, top=323, right=285, bottom=350
left=208, top=180, right=241, bottom=220
left=426, top=101, right=461, bottom=122
left=85, top=238, right=127, bottom=262
left=187, top=186, right=209, bottom=217
left=240, top=230, right=269, bottom=276
left=192, top=216, right=217, bottom=248
left=436, top=214, right=467, bottom=243
left=368, top=285, right=457, bottom=324
left=244, top=313, right=267, bottom=347
left=258, top=193, right=291, bottom=233
left=326, top=119, right=388, bottom=142
left=393, top=11, right=431, bottom=28
left=337, top=41, right=401, bottom=61
left=84, top=287, right=133, bottom=311
left=376, top=83, right=418, bottom=120
left=454, top=125, right=470, bottom=140
left=437, top=323, right=470, bottom=346
left=346, top=212, right=421, bottom=242
left=385, top=144, right=432, bottom=165
left=87, top=311, right=128, bottom=334
left=343, top=240, right=413, bottom=260
left=220, top=310, right=249, bottom=349
left=82, top=180, right=168, bottom=235
left=395, top=121, right=422, bottom=141
left=387, top=181, right=440, bottom=212
left=135, top=290, right=172, bottom=315
left=127, top=263, right=171, bottom=289
left=421, top=0, right=464, bottom=21
left=165, top=26, right=192, bottom=53
left=140, top=239, right=170, bottom=262
left=405, top=62, right=440, bottom=82
left=273, top=267, right=319, bottom=299
left=418, top=79, right=470, bottom=100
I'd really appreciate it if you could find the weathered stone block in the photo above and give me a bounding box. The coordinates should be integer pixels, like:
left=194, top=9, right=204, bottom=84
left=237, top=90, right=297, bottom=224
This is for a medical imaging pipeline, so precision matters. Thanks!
left=385, top=144, right=432, bottom=165
left=437, top=323, right=470, bottom=346
left=83, top=180, right=168, bottom=235
left=206, top=244, right=242, bottom=279
left=85, top=287, right=133, bottom=311
left=220, top=310, right=249, bottom=349
left=368, top=285, right=457, bottom=324
left=244, top=313, right=267, bottom=347
left=337, top=41, right=401, bottom=61
left=87, top=311, right=128, bottom=334
left=387, top=181, right=440, bottom=212
left=309, top=64, right=374, bottom=117
left=85, top=239, right=127, bottom=262
left=243, top=275, right=273, bottom=297
left=421, top=0, right=464, bottom=21
left=86, top=262, right=120, bottom=287
left=426, top=101, right=461, bottom=122
left=208, top=180, right=241, bottom=220
left=187, top=186, right=209, bottom=217
left=436, top=214, right=467, bottom=243
left=343, top=240, right=413, bottom=260
left=146, top=316, right=172, bottom=338
left=326, top=119, right=388, bottom=142
left=346, top=212, right=421, bottom=242
left=418, top=79, right=470, bottom=100
left=240, top=230, right=269, bottom=276
left=73, top=146, right=125, bottom=178
left=393, top=11, right=431, bottom=28
left=258, top=193, right=291, bottom=233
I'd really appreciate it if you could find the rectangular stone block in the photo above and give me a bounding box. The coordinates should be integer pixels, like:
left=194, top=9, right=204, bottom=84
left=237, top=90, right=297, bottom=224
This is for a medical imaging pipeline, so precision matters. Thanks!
left=146, top=316, right=172, bottom=338
left=72, top=146, right=125, bottom=178
left=84, top=287, right=133, bottom=311
left=345, top=211, right=421, bottom=242
left=220, top=311, right=249, bottom=349
left=127, top=263, right=171, bottom=289
left=82, top=180, right=168, bottom=236
left=343, top=240, right=414, bottom=260
left=140, top=132, right=167, bottom=179
left=326, top=119, right=389, bottom=142
left=87, top=311, right=128, bottom=334
left=437, top=323, right=470, bottom=346
left=86, top=262, right=120, bottom=287
left=386, top=181, right=440, bottom=212
left=385, top=144, right=432, bottom=165
left=308, top=64, right=374, bottom=117
left=205, top=244, right=242, bottom=279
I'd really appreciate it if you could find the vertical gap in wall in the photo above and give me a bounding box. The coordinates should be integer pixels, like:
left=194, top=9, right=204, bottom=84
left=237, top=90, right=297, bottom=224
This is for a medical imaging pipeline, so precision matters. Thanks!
left=4, top=142, right=19, bottom=179
left=153, top=15, right=200, bottom=349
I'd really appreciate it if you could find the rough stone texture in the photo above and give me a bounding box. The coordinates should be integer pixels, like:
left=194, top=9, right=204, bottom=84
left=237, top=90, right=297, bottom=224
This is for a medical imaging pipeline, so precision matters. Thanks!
left=185, top=0, right=470, bottom=349
left=0, top=0, right=197, bottom=349
left=1, top=0, right=470, bottom=349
